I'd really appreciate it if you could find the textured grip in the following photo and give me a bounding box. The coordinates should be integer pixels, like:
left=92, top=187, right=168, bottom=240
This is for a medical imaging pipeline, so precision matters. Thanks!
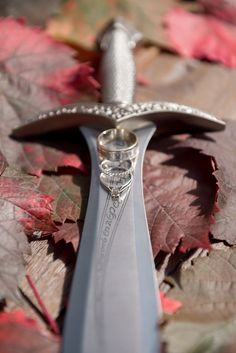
left=99, top=19, right=141, bottom=104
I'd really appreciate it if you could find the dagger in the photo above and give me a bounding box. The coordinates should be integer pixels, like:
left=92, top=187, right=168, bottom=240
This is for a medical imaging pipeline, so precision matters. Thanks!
left=13, top=18, right=225, bottom=353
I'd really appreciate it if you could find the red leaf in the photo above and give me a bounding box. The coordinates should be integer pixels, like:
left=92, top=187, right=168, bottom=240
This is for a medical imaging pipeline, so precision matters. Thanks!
left=164, top=7, right=236, bottom=67
left=38, top=173, right=89, bottom=224
left=160, top=291, right=182, bottom=315
left=0, top=310, right=59, bottom=353
left=53, top=221, right=83, bottom=251
left=144, top=138, right=217, bottom=256
left=0, top=171, right=57, bottom=235
left=19, top=143, right=86, bottom=177
left=0, top=18, right=98, bottom=175
left=0, top=153, right=57, bottom=300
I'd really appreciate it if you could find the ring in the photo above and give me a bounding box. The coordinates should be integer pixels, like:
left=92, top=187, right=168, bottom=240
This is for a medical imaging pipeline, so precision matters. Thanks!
left=97, top=128, right=138, bottom=161
left=100, top=171, right=132, bottom=198
left=99, top=159, right=134, bottom=177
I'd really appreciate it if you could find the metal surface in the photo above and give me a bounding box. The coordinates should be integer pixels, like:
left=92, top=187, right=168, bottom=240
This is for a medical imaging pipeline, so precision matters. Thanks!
left=13, top=101, right=225, bottom=138
left=12, top=17, right=226, bottom=353
left=62, top=125, right=158, bottom=353
left=99, top=18, right=140, bottom=104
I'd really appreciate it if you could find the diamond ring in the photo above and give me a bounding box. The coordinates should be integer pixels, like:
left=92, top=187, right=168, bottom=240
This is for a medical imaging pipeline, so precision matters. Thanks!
left=99, top=159, right=134, bottom=177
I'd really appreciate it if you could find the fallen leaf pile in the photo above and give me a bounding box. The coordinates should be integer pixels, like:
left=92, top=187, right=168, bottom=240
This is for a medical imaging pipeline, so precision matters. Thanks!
left=0, top=1, right=236, bottom=353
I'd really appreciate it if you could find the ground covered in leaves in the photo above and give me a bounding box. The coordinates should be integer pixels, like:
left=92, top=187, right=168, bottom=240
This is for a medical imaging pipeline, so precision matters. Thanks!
left=0, top=0, right=236, bottom=352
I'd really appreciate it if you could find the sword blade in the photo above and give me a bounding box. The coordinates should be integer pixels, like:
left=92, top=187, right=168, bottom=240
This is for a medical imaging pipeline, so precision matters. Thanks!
left=62, top=124, right=159, bottom=353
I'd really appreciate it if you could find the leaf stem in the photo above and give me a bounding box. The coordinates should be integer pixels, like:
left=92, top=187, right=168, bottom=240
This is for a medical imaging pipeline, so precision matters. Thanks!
left=26, top=273, right=60, bottom=335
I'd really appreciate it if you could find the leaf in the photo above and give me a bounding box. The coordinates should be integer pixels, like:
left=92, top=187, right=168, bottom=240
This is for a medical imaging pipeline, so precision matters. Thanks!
left=18, top=142, right=86, bottom=177
left=0, top=153, right=57, bottom=300
left=52, top=221, right=82, bottom=251
left=38, top=173, right=89, bottom=223
left=1, top=168, right=58, bottom=236
left=167, top=248, right=236, bottom=322
left=160, top=291, right=182, bottom=315
left=199, top=0, right=236, bottom=25
left=0, top=17, right=97, bottom=175
left=162, top=316, right=236, bottom=353
left=0, top=310, right=59, bottom=353
left=164, top=7, right=236, bottom=67
left=0, top=0, right=63, bottom=26
left=47, top=0, right=178, bottom=49
left=181, top=121, right=236, bottom=245
left=143, top=137, right=217, bottom=256
left=162, top=248, right=236, bottom=353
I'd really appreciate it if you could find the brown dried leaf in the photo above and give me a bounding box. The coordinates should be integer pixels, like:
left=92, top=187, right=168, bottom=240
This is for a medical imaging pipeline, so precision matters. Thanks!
left=167, top=247, right=236, bottom=322
left=162, top=316, right=236, bottom=353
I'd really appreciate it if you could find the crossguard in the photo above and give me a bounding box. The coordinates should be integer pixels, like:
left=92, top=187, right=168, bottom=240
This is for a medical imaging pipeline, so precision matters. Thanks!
left=13, top=101, right=225, bottom=138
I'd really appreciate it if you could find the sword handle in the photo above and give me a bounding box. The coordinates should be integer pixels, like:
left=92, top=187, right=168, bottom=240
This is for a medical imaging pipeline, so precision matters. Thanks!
left=98, top=18, right=142, bottom=104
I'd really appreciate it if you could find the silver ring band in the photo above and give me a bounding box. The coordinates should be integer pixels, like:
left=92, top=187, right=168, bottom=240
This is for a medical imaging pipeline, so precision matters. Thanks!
left=97, top=128, right=138, bottom=161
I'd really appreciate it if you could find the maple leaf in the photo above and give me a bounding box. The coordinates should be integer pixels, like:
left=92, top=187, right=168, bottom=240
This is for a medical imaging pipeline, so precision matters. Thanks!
left=0, top=310, right=59, bottom=353
left=0, top=17, right=97, bottom=176
left=38, top=173, right=89, bottom=224
left=1, top=169, right=57, bottom=237
left=164, top=7, right=236, bottom=67
left=0, top=152, right=57, bottom=300
left=17, top=141, right=86, bottom=177
left=143, top=137, right=217, bottom=256
left=52, top=221, right=82, bottom=251
left=181, top=121, right=236, bottom=245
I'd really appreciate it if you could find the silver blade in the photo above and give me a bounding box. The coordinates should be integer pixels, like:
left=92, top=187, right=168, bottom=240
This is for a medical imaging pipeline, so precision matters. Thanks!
left=62, top=124, right=159, bottom=353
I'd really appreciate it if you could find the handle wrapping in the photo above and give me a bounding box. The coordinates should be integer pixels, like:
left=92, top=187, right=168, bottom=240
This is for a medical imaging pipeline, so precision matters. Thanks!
left=99, top=20, right=141, bottom=104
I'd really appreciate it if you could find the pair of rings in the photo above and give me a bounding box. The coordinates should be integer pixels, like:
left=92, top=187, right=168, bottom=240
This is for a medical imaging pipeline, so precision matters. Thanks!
left=97, top=128, right=138, bottom=198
